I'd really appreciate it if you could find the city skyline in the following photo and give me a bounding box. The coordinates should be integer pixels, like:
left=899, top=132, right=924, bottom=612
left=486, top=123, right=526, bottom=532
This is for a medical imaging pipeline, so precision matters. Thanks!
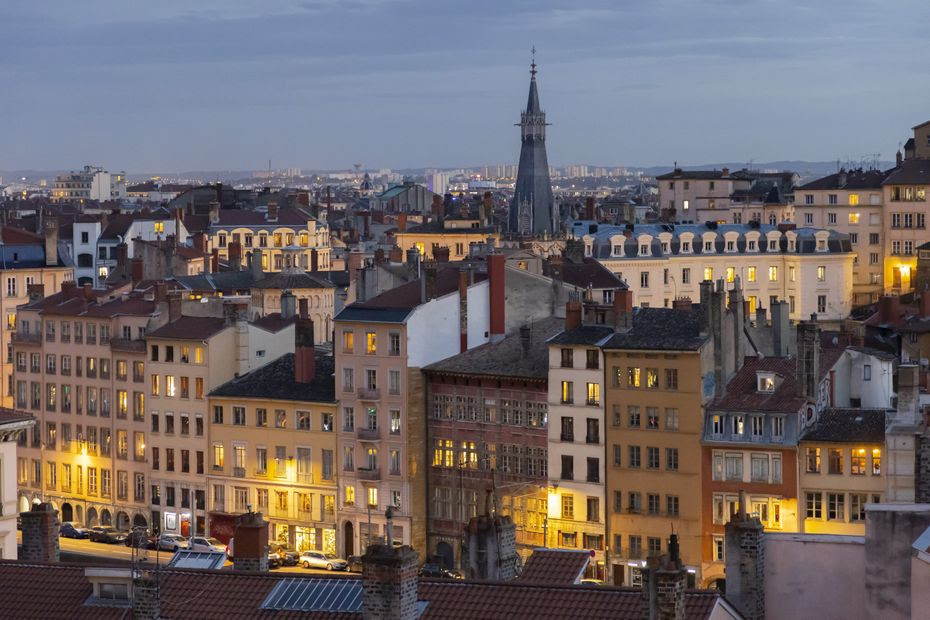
left=3, top=1, right=929, bottom=172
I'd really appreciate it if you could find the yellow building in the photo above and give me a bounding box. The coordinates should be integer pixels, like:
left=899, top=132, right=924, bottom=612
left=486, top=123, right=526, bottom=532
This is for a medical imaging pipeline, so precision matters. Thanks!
left=207, top=336, right=338, bottom=553
left=603, top=306, right=710, bottom=586
left=881, top=159, right=930, bottom=295
left=395, top=219, right=499, bottom=261
left=798, top=408, right=885, bottom=536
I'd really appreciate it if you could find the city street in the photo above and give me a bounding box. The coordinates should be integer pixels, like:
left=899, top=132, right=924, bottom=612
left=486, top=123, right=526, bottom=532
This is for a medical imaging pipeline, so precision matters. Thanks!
left=17, top=532, right=354, bottom=576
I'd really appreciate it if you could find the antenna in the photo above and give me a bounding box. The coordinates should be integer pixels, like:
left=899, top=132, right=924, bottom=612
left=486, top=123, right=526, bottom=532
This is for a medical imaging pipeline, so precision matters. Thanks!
left=530, top=46, right=537, bottom=77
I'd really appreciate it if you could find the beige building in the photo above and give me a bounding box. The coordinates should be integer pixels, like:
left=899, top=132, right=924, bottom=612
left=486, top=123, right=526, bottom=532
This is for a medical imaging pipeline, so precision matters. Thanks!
left=145, top=304, right=293, bottom=536
left=207, top=321, right=338, bottom=552
left=798, top=409, right=885, bottom=536
left=0, top=225, right=74, bottom=408
left=794, top=169, right=886, bottom=306
left=14, top=283, right=163, bottom=532
left=1, top=409, right=34, bottom=558
left=395, top=219, right=500, bottom=261
left=881, top=159, right=930, bottom=295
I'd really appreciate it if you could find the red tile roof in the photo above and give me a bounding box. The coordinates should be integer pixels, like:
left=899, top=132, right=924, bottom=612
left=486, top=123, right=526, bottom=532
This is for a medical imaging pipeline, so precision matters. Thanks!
left=146, top=316, right=229, bottom=340
left=1, top=226, right=43, bottom=244
left=516, top=549, right=590, bottom=585
left=359, top=266, right=487, bottom=310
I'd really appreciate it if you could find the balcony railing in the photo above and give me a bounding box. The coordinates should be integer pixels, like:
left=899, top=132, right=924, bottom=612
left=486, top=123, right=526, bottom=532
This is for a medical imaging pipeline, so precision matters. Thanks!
left=560, top=432, right=574, bottom=442
left=358, top=387, right=380, bottom=400
left=12, top=333, right=41, bottom=345
left=233, top=467, right=246, bottom=478
left=110, top=338, right=145, bottom=353
left=357, top=468, right=381, bottom=481
left=297, top=472, right=313, bottom=485
left=358, top=427, right=380, bottom=441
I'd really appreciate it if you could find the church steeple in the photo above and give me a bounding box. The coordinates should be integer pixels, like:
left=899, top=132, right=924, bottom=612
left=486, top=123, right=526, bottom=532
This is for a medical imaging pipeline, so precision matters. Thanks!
left=509, top=50, right=555, bottom=236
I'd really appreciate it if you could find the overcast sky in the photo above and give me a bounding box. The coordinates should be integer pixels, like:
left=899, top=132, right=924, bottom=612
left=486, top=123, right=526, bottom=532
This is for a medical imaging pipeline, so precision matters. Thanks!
left=2, top=0, right=929, bottom=173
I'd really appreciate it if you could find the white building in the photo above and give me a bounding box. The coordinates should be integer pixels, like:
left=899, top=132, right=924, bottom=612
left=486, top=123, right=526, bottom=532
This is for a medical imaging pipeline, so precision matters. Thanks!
left=0, top=410, right=34, bottom=558
left=572, top=222, right=856, bottom=323
left=52, top=166, right=126, bottom=203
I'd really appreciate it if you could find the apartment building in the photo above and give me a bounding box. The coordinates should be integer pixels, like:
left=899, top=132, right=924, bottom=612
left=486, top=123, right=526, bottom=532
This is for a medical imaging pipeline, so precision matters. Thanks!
left=547, top=314, right=617, bottom=580
left=0, top=224, right=74, bottom=408
left=14, top=283, right=163, bottom=532
left=578, top=222, right=855, bottom=322
left=423, top=318, right=560, bottom=571
left=51, top=165, right=126, bottom=203
left=207, top=321, right=338, bottom=553
left=207, top=202, right=332, bottom=272
left=793, top=168, right=887, bottom=306
left=881, top=158, right=930, bottom=294
left=655, top=168, right=750, bottom=222
left=602, top=305, right=710, bottom=587
left=1, top=409, right=35, bottom=558
left=145, top=303, right=292, bottom=536
left=798, top=408, right=885, bottom=536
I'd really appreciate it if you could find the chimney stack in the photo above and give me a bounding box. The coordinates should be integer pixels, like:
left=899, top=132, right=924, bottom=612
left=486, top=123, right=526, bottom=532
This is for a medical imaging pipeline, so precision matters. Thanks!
left=433, top=245, right=450, bottom=263
left=389, top=246, right=403, bottom=263
left=420, top=263, right=437, bottom=304
left=640, top=533, right=688, bottom=620
left=44, top=217, right=59, bottom=266
left=431, top=194, right=444, bottom=223
left=168, top=291, right=183, bottom=323
left=362, top=516, right=419, bottom=620
left=82, top=282, right=94, bottom=301
left=405, top=247, right=419, bottom=269
left=280, top=290, right=297, bottom=320
left=251, top=248, right=264, bottom=281
left=459, top=269, right=469, bottom=353
left=19, top=502, right=60, bottom=562
left=267, top=200, right=279, bottom=222
left=27, top=283, right=45, bottom=304
left=208, top=200, right=220, bottom=224
left=310, top=248, right=319, bottom=272
left=132, top=572, right=161, bottom=620
left=613, top=289, right=633, bottom=331
left=228, top=241, right=243, bottom=271
left=210, top=248, right=220, bottom=274
left=771, top=300, right=790, bottom=357
left=585, top=196, right=595, bottom=220
left=396, top=213, right=407, bottom=232
left=565, top=293, right=583, bottom=331
left=192, top=232, right=207, bottom=253
left=131, top=258, right=144, bottom=284
left=115, top=242, right=129, bottom=275
left=232, top=510, right=269, bottom=572
left=488, top=253, right=506, bottom=342
left=724, top=491, right=766, bottom=620
left=671, top=296, right=692, bottom=312
left=796, top=318, right=820, bottom=399
left=519, top=324, right=531, bottom=358
left=295, top=315, right=316, bottom=383
left=481, top=192, right=493, bottom=225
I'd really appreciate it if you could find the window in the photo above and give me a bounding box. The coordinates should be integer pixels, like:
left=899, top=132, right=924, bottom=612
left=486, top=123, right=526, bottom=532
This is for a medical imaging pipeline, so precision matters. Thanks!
left=213, top=443, right=225, bottom=469
left=725, top=453, right=743, bottom=481
left=733, top=415, right=744, bottom=435
left=560, top=455, right=574, bottom=480
left=560, top=381, right=573, bottom=404
left=712, top=415, right=723, bottom=435
left=585, top=382, right=599, bottom=405
left=828, top=448, right=843, bottom=474
left=212, top=405, right=224, bottom=424
left=872, top=448, right=881, bottom=475
left=366, top=331, right=377, bottom=354
left=681, top=268, right=691, bottom=284
left=586, top=457, right=599, bottom=483
left=646, top=408, right=659, bottom=429
left=275, top=410, right=287, bottom=428
left=560, top=348, right=573, bottom=368
left=628, top=406, right=640, bottom=427
left=628, top=445, right=641, bottom=468
left=640, top=272, right=649, bottom=288
left=817, top=295, right=826, bottom=314
left=586, top=349, right=599, bottom=369
left=828, top=493, right=845, bottom=521
left=768, top=266, right=778, bottom=282
left=772, top=416, right=784, bottom=439
left=806, top=491, right=822, bottom=519
left=627, top=367, right=641, bottom=388
left=233, top=406, right=246, bottom=426
left=389, top=332, right=401, bottom=356
left=646, top=446, right=659, bottom=469
left=751, top=416, right=764, bottom=438
left=851, top=448, right=867, bottom=475
left=367, top=487, right=378, bottom=508
left=561, top=494, right=574, bottom=519
left=851, top=494, right=867, bottom=521
left=586, top=418, right=599, bottom=444
left=342, top=331, right=354, bottom=353
left=666, top=448, right=679, bottom=471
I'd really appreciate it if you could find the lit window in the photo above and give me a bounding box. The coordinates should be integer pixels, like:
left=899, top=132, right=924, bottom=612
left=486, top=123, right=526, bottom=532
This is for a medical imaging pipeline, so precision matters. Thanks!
left=726, top=267, right=735, bottom=283
left=367, top=487, right=378, bottom=507
left=344, top=485, right=355, bottom=505
left=747, top=267, right=756, bottom=282
left=342, top=331, right=354, bottom=354
left=848, top=194, right=860, bottom=207
left=872, top=448, right=881, bottom=475
left=366, top=332, right=377, bottom=354
left=817, top=266, right=826, bottom=281
left=703, top=267, right=713, bottom=281
left=757, top=373, right=775, bottom=392
left=768, top=266, right=778, bottom=282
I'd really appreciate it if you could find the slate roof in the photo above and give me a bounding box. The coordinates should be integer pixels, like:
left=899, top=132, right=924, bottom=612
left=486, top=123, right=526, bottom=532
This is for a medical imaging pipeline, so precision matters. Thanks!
left=402, top=220, right=498, bottom=235
left=655, top=168, right=755, bottom=180
left=602, top=307, right=707, bottom=351
left=542, top=258, right=627, bottom=290
left=210, top=352, right=335, bottom=403
left=548, top=324, right=614, bottom=346
left=252, top=272, right=335, bottom=290
left=424, top=317, right=563, bottom=379
left=211, top=207, right=311, bottom=229
left=882, top=158, right=930, bottom=185
left=170, top=271, right=257, bottom=293
left=251, top=313, right=295, bottom=333
left=798, top=168, right=889, bottom=190
left=0, top=561, right=724, bottom=620
left=516, top=549, right=590, bottom=585
left=147, top=316, right=229, bottom=340
left=801, top=408, right=887, bottom=443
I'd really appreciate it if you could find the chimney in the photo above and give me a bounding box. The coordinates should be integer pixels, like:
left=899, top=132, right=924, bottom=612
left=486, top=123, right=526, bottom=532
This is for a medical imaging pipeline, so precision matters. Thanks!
left=420, top=263, right=437, bottom=304
left=27, top=283, right=45, bottom=304
left=389, top=246, right=403, bottom=263
left=920, top=290, right=930, bottom=318
left=488, top=253, right=506, bottom=342
left=131, top=258, right=144, bottom=284
left=295, top=315, right=316, bottom=382
left=459, top=269, right=469, bottom=353
left=796, top=319, right=820, bottom=399
left=347, top=251, right=364, bottom=285
left=671, top=296, right=692, bottom=312
left=311, top=248, right=319, bottom=272
left=724, top=491, right=766, bottom=620
left=640, top=533, right=687, bottom=620
left=232, top=511, right=269, bottom=572
left=699, top=280, right=714, bottom=333
left=82, top=282, right=94, bottom=301
left=373, top=248, right=386, bottom=266
left=132, top=572, right=161, bottom=620
left=396, top=213, right=407, bottom=232
left=613, top=289, right=633, bottom=331
left=710, top=280, right=728, bottom=397
left=19, top=502, right=60, bottom=562
left=280, top=290, right=297, bottom=319
left=168, top=291, right=183, bottom=323
left=267, top=200, right=278, bottom=222
left=878, top=295, right=900, bottom=324
left=61, top=280, right=77, bottom=296
left=481, top=192, right=493, bottom=225
left=519, top=324, right=531, bottom=357
left=116, top=242, right=129, bottom=274
left=192, top=232, right=207, bottom=253
left=361, top=523, right=419, bottom=619
left=251, top=248, right=264, bottom=281
left=431, top=194, right=444, bottom=222
left=722, top=167, right=730, bottom=177
left=44, top=217, right=59, bottom=266
left=208, top=201, right=220, bottom=224
left=731, top=278, right=745, bottom=369
left=433, top=245, right=450, bottom=263
left=228, top=241, right=243, bottom=271
left=585, top=196, right=595, bottom=220
left=895, top=364, right=921, bottom=425
left=837, top=168, right=848, bottom=188
left=565, top=293, right=583, bottom=331
left=405, top=248, right=419, bottom=269
left=897, top=149, right=903, bottom=167
left=464, top=505, right=518, bottom=580
left=210, top=248, right=219, bottom=274
left=771, top=300, right=790, bottom=357
left=154, top=281, right=168, bottom=303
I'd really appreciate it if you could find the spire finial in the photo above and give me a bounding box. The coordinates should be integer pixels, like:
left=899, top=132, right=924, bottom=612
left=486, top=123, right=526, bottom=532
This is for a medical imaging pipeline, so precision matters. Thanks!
left=530, top=46, right=537, bottom=77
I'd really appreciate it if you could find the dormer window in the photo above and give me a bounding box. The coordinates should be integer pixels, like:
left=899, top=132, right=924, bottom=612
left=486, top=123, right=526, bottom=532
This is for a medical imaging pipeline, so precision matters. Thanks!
left=726, top=241, right=735, bottom=252
left=639, top=244, right=649, bottom=256
left=748, top=240, right=756, bottom=251
left=757, top=372, right=776, bottom=393
left=682, top=241, right=691, bottom=253
left=817, top=239, right=826, bottom=251
left=585, top=244, right=592, bottom=257
left=704, top=241, right=713, bottom=252
left=613, top=245, right=623, bottom=256
left=768, top=240, right=777, bottom=251
left=661, top=242, right=670, bottom=254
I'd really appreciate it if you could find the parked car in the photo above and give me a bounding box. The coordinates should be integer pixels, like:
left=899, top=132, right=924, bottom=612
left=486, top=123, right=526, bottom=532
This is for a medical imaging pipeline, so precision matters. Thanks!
left=89, top=526, right=128, bottom=544
left=269, top=543, right=299, bottom=566
left=580, top=579, right=605, bottom=587
left=155, top=534, right=190, bottom=552
left=300, top=551, right=348, bottom=571
left=346, top=555, right=364, bottom=573
left=60, top=522, right=90, bottom=539
left=267, top=547, right=282, bottom=569
left=419, top=563, right=462, bottom=579
left=125, top=529, right=156, bottom=549
left=190, top=537, right=226, bottom=553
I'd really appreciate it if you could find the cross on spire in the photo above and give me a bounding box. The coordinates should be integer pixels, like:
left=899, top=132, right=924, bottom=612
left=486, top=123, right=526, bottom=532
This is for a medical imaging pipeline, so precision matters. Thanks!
left=530, top=46, right=537, bottom=77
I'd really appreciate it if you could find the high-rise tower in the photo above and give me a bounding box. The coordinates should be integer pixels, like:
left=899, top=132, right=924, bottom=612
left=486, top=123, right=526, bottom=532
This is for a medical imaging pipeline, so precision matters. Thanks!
left=509, top=52, right=555, bottom=236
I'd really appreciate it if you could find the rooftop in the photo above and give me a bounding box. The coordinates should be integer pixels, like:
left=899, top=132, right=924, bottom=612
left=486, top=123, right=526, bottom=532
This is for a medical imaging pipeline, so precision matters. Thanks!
left=146, top=316, right=229, bottom=341
left=601, top=307, right=706, bottom=351
left=210, top=352, right=336, bottom=403
left=548, top=324, right=615, bottom=346
left=516, top=549, right=590, bottom=585
left=251, top=272, right=335, bottom=290
left=801, top=408, right=887, bottom=444
left=883, top=158, right=930, bottom=185
left=798, top=168, right=889, bottom=191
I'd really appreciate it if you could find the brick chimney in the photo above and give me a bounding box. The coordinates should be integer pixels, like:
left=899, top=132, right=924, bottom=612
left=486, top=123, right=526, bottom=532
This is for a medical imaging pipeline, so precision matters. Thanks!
left=640, top=533, right=687, bottom=620
left=192, top=232, right=207, bottom=253
left=488, top=253, right=506, bottom=343
left=82, top=282, right=94, bottom=301
left=362, top=509, right=419, bottom=620
left=420, top=263, right=438, bottom=304
left=131, top=258, right=144, bottom=284
left=463, top=494, right=518, bottom=581
left=433, top=245, right=450, bottom=263
left=389, top=246, right=403, bottom=263
left=396, top=213, right=407, bottom=232
left=796, top=318, right=820, bottom=399
left=295, top=314, right=316, bottom=383
left=585, top=196, right=596, bottom=220
left=724, top=491, right=765, bottom=620
left=232, top=511, right=269, bottom=572
left=116, top=242, right=129, bottom=275
left=671, top=296, right=692, bottom=312
left=211, top=248, right=220, bottom=273
left=44, top=217, right=59, bottom=266
left=565, top=293, right=582, bottom=331
left=168, top=291, right=183, bottom=323
left=919, top=290, right=930, bottom=317
left=19, top=502, right=60, bottom=562
left=132, top=572, right=160, bottom=620
left=267, top=200, right=278, bottom=223
left=228, top=241, right=243, bottom=271
left=27, top=283, right=45, bottom=304
left=431, top=194, right=444, bottom=222
left=878, top=295, right=900, bottom=324
left=481, top=192, right=493, bottom=225
left=613, top=289, right=633, bottom=331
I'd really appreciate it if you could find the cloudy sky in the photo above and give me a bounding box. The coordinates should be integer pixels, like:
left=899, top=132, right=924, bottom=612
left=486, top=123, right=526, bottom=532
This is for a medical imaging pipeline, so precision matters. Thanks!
left=2, top=0, right=929, bottom=172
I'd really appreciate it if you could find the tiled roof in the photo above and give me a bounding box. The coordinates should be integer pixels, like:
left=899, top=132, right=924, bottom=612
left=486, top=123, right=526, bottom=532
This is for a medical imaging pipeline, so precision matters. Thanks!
left=602, top=307, right=707, bottom=351
left=211, top=207, right=310, bottom=228
left=24, top=288, right=158, bottom=318
left=542, top=258, right=627, bottom=290
left=353, top=266, right=485, bottom=311
left=424, top=317, right=564, bottom=379
left=801, top=408, right=887, bottom=443
left=1, top=226, right=44, bottom=244
left=170, top=271, right=257, bottom=293
left=210, top=352, right=336, bottom=403
left=798, top=168, right=889, bottom=190
left=146, top=316, right=229, bottom=340
left=882, top=158, right=930, bottom=185
left=516, top=549, right=590, bottom=585
left=251, top=313, right=295, bottom=333
left=548, top=324, right=614, bottom=346
left=252, top=272, right=335, bottom=290
left=655, top=168, right=755, bottom=180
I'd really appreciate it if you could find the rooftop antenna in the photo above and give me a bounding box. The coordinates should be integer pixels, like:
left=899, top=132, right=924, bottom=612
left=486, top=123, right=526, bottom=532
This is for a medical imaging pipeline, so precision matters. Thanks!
left=530, top=46, right=537, bottom=77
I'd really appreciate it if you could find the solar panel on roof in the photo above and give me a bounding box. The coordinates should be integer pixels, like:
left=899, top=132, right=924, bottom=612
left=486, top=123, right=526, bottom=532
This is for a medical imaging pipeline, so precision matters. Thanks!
left=261, top=577, right=363, bottom=613
left=166, top=550, right=227, bottom=570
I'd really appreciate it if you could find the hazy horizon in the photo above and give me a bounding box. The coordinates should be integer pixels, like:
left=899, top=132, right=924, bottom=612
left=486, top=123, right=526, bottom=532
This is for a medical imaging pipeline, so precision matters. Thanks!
left=3, top=1, right=929, bottom=172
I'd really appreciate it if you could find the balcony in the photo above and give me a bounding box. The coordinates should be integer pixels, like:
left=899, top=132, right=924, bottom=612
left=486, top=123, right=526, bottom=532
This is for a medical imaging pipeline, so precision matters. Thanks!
left=233, top=467, right=246, bottom=478
left=12, top=333, right=41, bottom=346
left=560, top=432, right=574, bottom=442
left=358, top=427, right=380, bottom=441
left=110, top=338, right=145, bottom=353
left=357, top=468, right=381, bottom=481
left=358, top=387, right=380, bottom=400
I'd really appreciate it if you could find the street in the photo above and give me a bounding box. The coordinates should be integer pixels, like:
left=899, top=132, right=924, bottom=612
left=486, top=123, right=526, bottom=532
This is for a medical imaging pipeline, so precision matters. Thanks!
left=17, top=531, right=354, bottom=576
